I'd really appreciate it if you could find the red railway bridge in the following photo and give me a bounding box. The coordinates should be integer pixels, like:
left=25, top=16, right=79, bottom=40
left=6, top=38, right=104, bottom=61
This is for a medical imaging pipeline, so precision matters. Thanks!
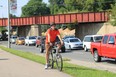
left=0, top=11, right=108, bottom=39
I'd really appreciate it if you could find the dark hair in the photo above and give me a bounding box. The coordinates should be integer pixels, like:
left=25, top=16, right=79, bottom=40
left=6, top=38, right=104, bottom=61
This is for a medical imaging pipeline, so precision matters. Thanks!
left=50, top=22, right=56, bottom=26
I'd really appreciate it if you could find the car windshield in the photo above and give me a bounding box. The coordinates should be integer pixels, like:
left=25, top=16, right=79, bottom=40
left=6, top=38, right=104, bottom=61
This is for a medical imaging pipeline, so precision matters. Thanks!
left=12, top=36, right=17, bottom=39
left=29, top=36, right=36, bottom=39
left=19, top=37, right=25, bottom=40
left=37, top=37, right=41, bottom=40
left=64, top=36, right=75, bottom=39
left=94, top=36, right=102, bottom=42
left=70, top=39, right=80, bottom=42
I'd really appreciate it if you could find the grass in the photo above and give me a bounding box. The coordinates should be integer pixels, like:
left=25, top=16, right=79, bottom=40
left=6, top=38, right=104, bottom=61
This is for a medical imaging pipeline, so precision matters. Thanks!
left=0, top=46, right=116, bottom=77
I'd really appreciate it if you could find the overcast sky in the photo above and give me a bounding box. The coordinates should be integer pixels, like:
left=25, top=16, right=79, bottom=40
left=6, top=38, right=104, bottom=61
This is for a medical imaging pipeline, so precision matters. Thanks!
left=0, top=0, right=48, bottom=18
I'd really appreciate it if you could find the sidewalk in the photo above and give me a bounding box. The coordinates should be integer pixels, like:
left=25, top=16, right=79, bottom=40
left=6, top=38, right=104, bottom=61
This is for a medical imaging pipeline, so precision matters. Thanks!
left=0, top=49, right=72, bottom=77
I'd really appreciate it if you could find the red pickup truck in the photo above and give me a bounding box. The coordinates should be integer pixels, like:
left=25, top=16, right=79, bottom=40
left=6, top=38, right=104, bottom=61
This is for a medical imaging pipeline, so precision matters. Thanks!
left=91, top=33, right=116, bottom=62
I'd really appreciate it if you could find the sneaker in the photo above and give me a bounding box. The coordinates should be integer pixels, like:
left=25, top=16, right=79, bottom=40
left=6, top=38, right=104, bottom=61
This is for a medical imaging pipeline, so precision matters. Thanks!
left=44, top=64, right=49, bottom=69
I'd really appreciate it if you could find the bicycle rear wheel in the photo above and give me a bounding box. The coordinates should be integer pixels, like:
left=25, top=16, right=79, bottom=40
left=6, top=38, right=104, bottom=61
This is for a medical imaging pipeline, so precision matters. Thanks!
left=56, top=54, right=63, bottom=71
left=49, top=52, right=54, bottom=68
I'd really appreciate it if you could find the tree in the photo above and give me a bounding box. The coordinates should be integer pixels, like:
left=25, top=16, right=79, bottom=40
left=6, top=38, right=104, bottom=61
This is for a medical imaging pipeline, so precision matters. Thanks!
left=10, top=14, right=17, bottom=18
left=48, top=0, right=116, bottom=14
left=110, top=3, right=116, bottom=26
left=21, top=0, right=50, bottom=17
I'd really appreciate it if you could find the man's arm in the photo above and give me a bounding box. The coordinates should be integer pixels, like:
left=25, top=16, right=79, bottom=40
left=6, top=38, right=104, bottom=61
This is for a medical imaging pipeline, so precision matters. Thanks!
left=46, top=29, right=51, bottom=43
left=47, top=33, right=50, bottom=43
left=57, top=34, right=63, bottom=45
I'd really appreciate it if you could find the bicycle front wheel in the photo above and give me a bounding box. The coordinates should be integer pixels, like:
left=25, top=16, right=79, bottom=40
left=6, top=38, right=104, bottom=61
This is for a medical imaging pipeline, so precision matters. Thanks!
left=49, top=52, right=54, bottom=69
left=56, top=54, right=63, bottom=71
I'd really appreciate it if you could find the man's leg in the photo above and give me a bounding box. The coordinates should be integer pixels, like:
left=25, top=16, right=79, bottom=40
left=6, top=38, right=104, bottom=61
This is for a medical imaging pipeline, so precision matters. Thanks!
left=45, top=44, right=51, bottom=69
left=45, top=44, right=51, bottom=64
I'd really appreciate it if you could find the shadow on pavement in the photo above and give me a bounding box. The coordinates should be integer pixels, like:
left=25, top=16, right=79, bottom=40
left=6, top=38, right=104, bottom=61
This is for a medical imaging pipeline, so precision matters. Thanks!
left=0, top=58, right=9, bottom=60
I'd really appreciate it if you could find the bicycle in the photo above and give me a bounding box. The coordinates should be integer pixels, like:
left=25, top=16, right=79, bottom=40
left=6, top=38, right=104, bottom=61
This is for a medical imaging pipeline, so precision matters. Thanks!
left=48, top=44, right=63, bottom=71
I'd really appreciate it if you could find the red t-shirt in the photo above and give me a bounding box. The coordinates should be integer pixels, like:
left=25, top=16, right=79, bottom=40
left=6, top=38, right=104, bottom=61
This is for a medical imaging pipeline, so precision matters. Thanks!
left=45, top=29, right=60, bottom=44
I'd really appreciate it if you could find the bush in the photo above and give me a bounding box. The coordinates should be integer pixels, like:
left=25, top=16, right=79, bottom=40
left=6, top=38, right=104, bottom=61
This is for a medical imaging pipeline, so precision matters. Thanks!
left=61, top=25, right=67, bottom=30
left=67, top=24, right=75, bottom=30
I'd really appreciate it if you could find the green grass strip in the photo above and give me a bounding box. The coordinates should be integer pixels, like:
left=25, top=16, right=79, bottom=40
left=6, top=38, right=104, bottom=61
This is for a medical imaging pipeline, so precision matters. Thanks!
left=0, top=46, right=116, bottom=77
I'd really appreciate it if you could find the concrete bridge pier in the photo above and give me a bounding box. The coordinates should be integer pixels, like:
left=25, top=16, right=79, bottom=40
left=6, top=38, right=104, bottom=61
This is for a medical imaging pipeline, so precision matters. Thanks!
left=18, top=24, right=41, bottom=37
left=75, top=23, right=104, bottom=40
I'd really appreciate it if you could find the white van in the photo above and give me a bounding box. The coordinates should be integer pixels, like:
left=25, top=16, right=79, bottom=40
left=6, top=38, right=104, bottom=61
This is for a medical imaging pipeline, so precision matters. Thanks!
left=83, top=35, right=102, bottom=52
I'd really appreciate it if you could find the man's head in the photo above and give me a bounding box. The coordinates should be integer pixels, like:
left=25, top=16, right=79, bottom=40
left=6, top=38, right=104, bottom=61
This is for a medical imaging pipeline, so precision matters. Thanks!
left=50, top=22, right=56, bottom=30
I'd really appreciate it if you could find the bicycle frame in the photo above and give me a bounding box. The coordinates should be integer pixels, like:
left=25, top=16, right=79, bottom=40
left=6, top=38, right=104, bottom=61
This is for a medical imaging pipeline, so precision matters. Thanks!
left=49, top=44, right=63, bottom=71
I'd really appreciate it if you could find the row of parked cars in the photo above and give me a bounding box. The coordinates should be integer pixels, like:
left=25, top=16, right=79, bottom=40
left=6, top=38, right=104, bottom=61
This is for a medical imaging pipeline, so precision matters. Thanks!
left=10, top=34, right=103, bottom=53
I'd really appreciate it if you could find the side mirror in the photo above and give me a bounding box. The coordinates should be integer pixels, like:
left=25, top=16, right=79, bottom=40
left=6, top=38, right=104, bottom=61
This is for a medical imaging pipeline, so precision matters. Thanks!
left=108, top=41, right=114, bottom=44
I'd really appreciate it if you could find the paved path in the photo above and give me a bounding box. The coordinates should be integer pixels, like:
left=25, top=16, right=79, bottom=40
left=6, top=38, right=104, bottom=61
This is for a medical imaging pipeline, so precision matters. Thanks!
left=0, top=49, right=72, bottom=77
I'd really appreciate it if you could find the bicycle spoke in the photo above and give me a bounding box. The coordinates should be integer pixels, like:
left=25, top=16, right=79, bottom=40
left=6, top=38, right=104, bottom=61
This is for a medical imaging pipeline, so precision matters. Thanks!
left=49, top=52, right=54, bottom=68
left=56, top=54, right=63, bottom=71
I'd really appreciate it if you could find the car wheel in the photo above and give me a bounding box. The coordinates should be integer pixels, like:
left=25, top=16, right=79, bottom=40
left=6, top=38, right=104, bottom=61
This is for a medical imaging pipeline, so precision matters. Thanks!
left=69, top=45, right=72, bottom=50
left=84, top=46, right=88, bottom=52
left=36, top=44, right=38, bottom=47
left=93, top=50, right=101, bottom=62
left=25, top=43, right=27, bottom=46
left=28, top=43, right=30, bottom=46
left=39, top=46, right=44, bottom=53
left=61, top=46, right=66, bottom=53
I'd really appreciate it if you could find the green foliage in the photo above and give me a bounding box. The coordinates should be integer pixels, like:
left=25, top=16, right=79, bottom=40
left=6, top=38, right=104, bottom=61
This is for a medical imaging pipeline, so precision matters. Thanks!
left=10, top=14, right=17, bottom=18
left=21, top=0, right=50, bottom=17
left=0, top=27, right=6, bottom=32
left=41, top=25, right=49, bottom=32
left=61, top=24, right=67, bottom=30
left=21, top=0, right=115, bottom=16
left=110, top=3, right=116, bottom=26
left=67, top=24, right=75, bottom=30
left=48, top=0, right=115, bottom=14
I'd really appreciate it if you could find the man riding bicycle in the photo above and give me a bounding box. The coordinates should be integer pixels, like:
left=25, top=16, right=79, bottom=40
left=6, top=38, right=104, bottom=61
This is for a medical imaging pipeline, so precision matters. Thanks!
left=45, top=22, right=63, bottom=69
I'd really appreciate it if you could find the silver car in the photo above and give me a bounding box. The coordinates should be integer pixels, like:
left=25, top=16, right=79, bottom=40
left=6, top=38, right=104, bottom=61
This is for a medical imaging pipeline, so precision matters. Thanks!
left=25, top=36, right=36, bottom=46
left=10, top=35, right=17, bottom=44
left=64, top=38, right=83, bottom=50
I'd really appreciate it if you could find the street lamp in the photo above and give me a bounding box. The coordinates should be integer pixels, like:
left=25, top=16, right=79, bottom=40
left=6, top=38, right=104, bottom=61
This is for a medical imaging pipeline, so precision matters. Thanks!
left=8, top=0, right=11, bottom=48
left=0, top=5, right=3, bottom=18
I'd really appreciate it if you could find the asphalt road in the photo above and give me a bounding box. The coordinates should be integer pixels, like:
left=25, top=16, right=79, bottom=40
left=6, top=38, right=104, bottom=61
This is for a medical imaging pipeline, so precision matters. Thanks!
left=0, top=41, right=116, bottom=67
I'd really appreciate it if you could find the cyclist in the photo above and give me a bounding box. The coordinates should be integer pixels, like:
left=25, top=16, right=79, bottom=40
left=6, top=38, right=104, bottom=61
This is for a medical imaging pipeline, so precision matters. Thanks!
left=45, top=22, right=63, bottom=69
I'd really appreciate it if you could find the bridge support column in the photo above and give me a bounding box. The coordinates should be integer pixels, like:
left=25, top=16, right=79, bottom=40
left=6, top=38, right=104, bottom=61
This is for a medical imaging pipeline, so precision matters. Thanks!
left=18, top=25, right=41, bottom=37
left=30, top=25, right=41, bottom=36
left=75, top=23, right=104, bottom=40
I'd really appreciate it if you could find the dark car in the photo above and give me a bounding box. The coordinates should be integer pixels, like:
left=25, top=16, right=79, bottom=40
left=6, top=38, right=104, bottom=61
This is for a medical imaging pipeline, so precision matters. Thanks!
left=38, top=36, right=66, bottom=53
left=36, top=36, right=46, bottom=53
left=35, top=36, right=41, bottom=47
left=0, top=34, right=2, bottom=40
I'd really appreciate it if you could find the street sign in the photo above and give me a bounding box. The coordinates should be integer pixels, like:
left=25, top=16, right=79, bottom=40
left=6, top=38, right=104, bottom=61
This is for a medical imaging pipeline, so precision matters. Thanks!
left=10, top=0, right=17, bottom=13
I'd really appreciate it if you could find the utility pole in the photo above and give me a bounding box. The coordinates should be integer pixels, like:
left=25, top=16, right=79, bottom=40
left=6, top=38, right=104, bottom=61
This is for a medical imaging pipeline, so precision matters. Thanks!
left=8, top=0, right=11, bottom=48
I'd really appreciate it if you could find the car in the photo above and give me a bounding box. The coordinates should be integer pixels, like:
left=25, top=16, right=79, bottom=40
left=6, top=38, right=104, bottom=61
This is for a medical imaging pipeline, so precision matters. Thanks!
left=62, top=35, right=75, bottom=41
left=64, top=38, right=83, bottom=50
left=35, top=36, right=46, bottom=53
left=91, top=33, right=116, bottom=62
left=25, top=36, right=36, bottom=46
left=0, top=34, right=2, bottom=40
left=83, top=35, right=103, bottom=52
left=15, top=37, right=25, bottom=45
left=35, top=36, right=42, bottom=47
left=38, top=36, right=66, bottom=53
left=37, top=36, right=46, bottom=53
left=10, top=35, right=17, bottom=44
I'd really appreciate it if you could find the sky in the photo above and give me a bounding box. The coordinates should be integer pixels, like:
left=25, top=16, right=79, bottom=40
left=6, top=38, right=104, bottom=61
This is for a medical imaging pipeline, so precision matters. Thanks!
left=0, top=0, right=48, bottom=18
